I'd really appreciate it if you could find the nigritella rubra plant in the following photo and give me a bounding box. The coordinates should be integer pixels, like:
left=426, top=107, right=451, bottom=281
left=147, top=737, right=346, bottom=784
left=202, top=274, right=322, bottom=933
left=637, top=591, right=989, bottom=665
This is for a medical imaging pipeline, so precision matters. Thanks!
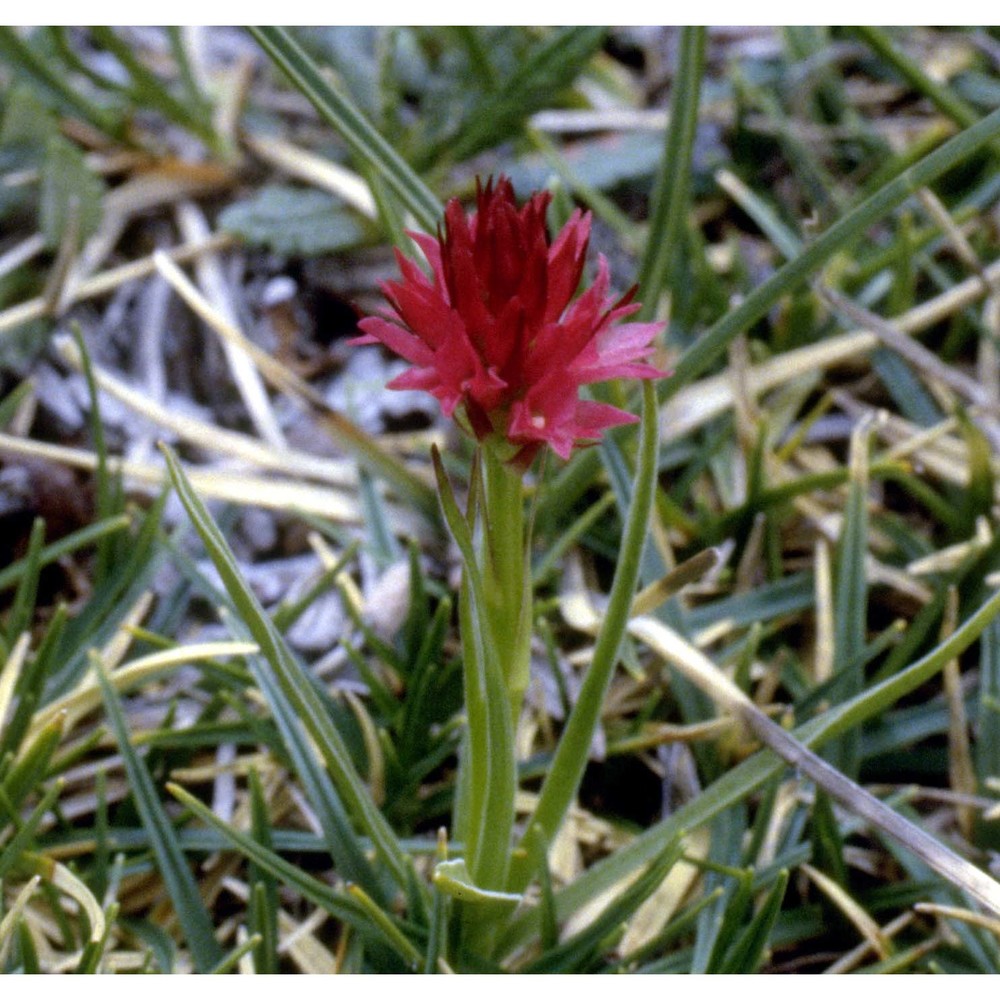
left=356, top=177, right=666, bottom=951
left=355, top=176, right=663, bottom=466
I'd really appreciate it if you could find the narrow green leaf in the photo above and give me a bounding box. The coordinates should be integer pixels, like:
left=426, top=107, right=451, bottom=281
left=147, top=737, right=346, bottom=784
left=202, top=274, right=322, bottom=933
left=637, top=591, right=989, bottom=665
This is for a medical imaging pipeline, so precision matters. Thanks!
left=694, top=815, right=749, bottom=971
left=424, top=880, right=450, bottom=974
left=46, top=493, right=167, bottom=700
left=623, top=892, right=724, bottom=972
left=359, top=466, right=403, bottom=569
left=272, top=539, right=358, bottom=634
left=72, top=325, right=116, bottom=583
left=221, top=598, right=389, bottom=901
left=160, top=444, right=412, bottom=893
left=717, top=869, right=789, bottom=973
left=523, top=832, right=683, bottom=973
left=0, top=606, right=65, bottom=762
left=4, top=518, right=44, bottom=644
left=41, top=138, right=104, bottom=250
left=811, top=789, right=848, bottom=887
left=208, top=933, right=262, bottom=975
left=447, top=28, right=606, bottom=164
left=398, top=597, right=452, bottom=763
left=956, top=408, right=995, bottom=531
left=853, top=27, right=983, bottom=133
left=533, top=491, right=615, bottom=586
left=166, top=27, right=212, bottom=122
left=977, top=618, right=1000, bottom=787
left=431, top=446, right=516, bottom=901
left=432, top=859, right=521, bottom=907
left=0, top=82, right=58, bottom=146
left=715, top=168, right=802, bottom=261
left=430, top=445, right=480, bottom=588
left=75, top=902, right=119, bottom=974
left=248, top=26, right=441, bottom=233
left=0, top=715, right=63, bottom=813
left=15, top=915, right=41, bottom=973
left=347, top=884, right=424, bottom=970
left=0, top=381, right=33, bottom=431
left=0, top=780, right=62, bottom=880
left=88, top=27, right=218, bottom=147
left=829, top=427, right=870, bottom=776
left=510, top=381, right=659, bottom=892
left=0, top=515, right=131, bottom=593
left=533, top=824, right=559, bottom=952
left=0, top=876, right=42, bottom=969
left=247, top=769, right=279, bottom=974
left=167, top=783, right=410, bottom=962
left=0, top=28, right=122, bottom=137
left=97, top=663, right=223, bottom=972
left=638, top=26, right=706, bottom=320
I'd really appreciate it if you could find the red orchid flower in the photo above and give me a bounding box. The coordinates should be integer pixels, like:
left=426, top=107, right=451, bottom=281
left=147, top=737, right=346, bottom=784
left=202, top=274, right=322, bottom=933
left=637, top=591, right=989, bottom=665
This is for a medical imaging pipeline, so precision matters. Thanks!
left=354, top=177, right=665, bottom=465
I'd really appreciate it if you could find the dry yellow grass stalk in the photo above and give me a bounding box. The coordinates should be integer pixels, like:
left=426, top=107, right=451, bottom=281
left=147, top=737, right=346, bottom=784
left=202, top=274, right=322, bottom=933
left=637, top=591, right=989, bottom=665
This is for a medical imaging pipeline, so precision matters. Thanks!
left=31, top=641, right=258, bottom=741
left=661, top=255, right=1000, bottom=444
left=802, top=863, right=891, bottom=959
left=0, top=432, right=365, bottom=523
left=54, top=334, right=357, bottom=489
left=0, top=633, right=31, bottom=733
left=0, top=234, right=233, bottom=337
left=175, top=200, right=286, bottom=448
left=914, top=902, right=1000, bottom=941
left=243, top=133, right=378, bottom=218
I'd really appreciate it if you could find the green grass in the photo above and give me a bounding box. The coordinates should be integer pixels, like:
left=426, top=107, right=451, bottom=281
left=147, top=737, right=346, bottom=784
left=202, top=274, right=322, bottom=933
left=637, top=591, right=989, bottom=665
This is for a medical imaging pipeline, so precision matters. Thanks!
left=2, top=25, right=1000, bottom=974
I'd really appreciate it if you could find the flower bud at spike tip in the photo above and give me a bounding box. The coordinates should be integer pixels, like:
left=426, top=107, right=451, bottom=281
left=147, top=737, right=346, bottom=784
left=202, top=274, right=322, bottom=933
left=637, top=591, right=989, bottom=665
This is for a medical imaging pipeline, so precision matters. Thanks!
left=353, top=176, right=667, bottom=466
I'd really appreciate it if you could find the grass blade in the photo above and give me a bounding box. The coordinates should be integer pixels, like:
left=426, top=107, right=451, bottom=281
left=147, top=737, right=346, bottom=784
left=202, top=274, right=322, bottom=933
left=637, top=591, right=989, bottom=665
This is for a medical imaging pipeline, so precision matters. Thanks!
left=248, top=26, right=441, bottom=232
left=167, top=783, right=413, bottom=967
left=829, top=423, right=871, bottom=775
left=638, top=25, right=707, bottom=321
left=522, top=832, right=683, bottom=973
left=0, top=28, right=122, bottom=137
left=221, top=606, right=387, bottom=898
left=853, top=27, right=982, bottom=132
left=717, top=869, right=789, bottom=973
left=96, top=659, right=223, bottom=971
left=160, top=444, right=413, bottom=893
left=509, top=381, right=659, bottom=892
left=4, top=518, right=44, bottom=645
left=447, top=28, right=606, bottom=164
left=0, top=515, right=131, bottom=593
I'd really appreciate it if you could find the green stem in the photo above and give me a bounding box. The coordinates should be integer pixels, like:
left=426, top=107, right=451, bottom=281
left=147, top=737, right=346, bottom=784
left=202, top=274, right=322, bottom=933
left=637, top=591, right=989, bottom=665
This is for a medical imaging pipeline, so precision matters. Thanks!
left=449, top=446, right=532, bottom=958
left=482, top=445, right=530, bottom=718
left=434, top=447, right=521, bottom=953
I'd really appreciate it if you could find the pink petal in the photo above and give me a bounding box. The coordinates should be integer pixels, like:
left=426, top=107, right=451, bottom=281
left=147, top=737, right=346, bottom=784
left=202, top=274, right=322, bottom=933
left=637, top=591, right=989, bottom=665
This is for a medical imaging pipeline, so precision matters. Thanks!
left=355, top=316, right=434, bottom=367
left=546, top=209, right=591, bottom=322
left=572, top=400, right=639, bottom=437
left=407, top=230, right=447, bottom=293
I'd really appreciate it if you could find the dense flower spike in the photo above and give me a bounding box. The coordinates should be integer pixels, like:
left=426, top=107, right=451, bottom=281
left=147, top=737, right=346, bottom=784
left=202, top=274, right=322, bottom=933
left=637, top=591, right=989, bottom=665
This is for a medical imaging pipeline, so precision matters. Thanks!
left=354, top=177, right=665, bottom=464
